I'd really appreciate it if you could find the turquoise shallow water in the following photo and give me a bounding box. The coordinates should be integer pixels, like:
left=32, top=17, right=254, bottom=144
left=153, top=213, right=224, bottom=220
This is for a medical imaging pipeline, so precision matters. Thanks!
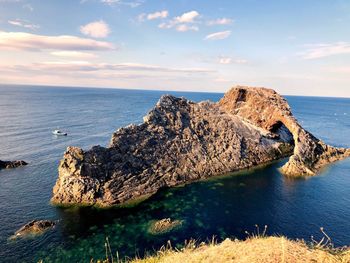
left=0, top=85, right=350, bottom=262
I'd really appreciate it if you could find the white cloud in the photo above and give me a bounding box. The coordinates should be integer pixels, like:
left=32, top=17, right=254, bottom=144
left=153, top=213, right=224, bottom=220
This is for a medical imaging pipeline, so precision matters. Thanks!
left=80, top=20, right=111, bottom=38
left=100, top=0, right=143, bottom=8
left=158, top=22, right=172, bottom=29
left=205, top=30, right=231, bottom=40
left=0, top=31, right=115, bottom=51
left=300, top=42, right=350, bottom=59
left=218, top=56, right=248, bottom=64
left=207, top=18, right=233, bottom=26
left=176, top=24, right=199, bottom=32
left=147, top=10, right=168, bottom=20
left=158, top=10, right=200, bottom=32
left=5, top=61, right=214, bottom=74
left=174, top=11, right=199, bottom=23
left=50, top=51, right=98, bottom=58
left=219, top=57, right=232, bottom=64
left=8, top=19, right=39, bottom=30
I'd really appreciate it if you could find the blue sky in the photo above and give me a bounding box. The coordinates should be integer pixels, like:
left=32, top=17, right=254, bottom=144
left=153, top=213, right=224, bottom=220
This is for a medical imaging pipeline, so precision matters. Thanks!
left=0, top=0, right=349, bottom=96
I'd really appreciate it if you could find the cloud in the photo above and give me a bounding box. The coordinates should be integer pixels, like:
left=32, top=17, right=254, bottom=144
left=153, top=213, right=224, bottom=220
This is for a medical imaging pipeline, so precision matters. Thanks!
left=218, top=57, right=247, bottom=64
left=0, top=31, right=115, bottom=51
left=80, top=20, right=111, bottom=38
left=158, top=10, right=200, bottom=32
left=100, top=0, right=144, bottom=8
left=207, top=18, right=233, bottom=26
left=205, top=30, right=231, bottom=40
left=174, top=11, right=199, bottom=23
left=300, top=42, right=350, bottom=59
left=219, top=57, right=232, bottom=64
left=175, top=24, right=199, bottom=32
left=147, top=10, right=168, bottom=20
left=6, top=61, right=214, bottom=74
left=50, top=51, right=98, bottom=58
left=8, top=19, right=39, bottom=30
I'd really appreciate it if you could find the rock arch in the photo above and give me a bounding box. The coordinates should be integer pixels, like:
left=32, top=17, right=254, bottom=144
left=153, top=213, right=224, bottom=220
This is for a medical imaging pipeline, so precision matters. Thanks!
left=51, top=86, right=350, bottom=206
left=219, top=86, right=350, bottom=176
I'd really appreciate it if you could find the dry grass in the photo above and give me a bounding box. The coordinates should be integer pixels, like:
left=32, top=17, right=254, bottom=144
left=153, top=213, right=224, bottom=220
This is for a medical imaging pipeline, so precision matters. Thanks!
left=131, top=236, right=350, bottom=263
left=92, top=227, right=350, bottom=263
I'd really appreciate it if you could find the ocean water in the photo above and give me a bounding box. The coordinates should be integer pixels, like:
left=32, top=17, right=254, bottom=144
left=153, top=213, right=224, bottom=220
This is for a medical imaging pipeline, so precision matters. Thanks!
left=0, top=85, right=350, bottom=262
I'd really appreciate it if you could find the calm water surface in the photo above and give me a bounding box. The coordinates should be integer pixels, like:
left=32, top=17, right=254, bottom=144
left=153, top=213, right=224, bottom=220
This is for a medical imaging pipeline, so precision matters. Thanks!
left=0, top=85, right=350, bottom=262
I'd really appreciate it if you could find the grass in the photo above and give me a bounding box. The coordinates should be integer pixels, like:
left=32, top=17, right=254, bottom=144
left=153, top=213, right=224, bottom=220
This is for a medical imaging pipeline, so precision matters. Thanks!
left=91, top=226, right=350, bottom=263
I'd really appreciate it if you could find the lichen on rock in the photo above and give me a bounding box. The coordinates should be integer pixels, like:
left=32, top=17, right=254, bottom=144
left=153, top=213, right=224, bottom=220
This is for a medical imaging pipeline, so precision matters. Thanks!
left=51, top=86, right=350, bottom=207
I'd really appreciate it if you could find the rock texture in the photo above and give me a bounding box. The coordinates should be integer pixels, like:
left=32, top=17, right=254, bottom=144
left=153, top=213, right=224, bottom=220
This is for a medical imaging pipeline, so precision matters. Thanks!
left=218, top=87, right=350, bottom=176
left=148, top=218, right=183, bottom=235
left=0, top=160, right=27, bottom=170
left=51, top=86, right=350, bottom=207
left=10, top=220, right=56, bottom=239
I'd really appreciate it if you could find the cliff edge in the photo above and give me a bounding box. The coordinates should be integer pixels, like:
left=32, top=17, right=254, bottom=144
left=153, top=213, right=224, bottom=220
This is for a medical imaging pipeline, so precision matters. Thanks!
left=51, top=86, right=350, bottom=206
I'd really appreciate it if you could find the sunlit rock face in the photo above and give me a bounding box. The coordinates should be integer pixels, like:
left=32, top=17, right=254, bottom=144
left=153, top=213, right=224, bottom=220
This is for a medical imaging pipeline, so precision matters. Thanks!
left=219, top=87, right=350, bottom=176
left=51, top=86, right=350, bottom=207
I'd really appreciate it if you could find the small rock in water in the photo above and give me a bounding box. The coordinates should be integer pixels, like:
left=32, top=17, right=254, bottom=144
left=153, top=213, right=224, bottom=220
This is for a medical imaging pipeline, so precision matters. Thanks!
left=10, top=220, right=56, bottom=239
left=148, top=218, right=183, bottom=235
left=0, top=160, right=28, bottom=170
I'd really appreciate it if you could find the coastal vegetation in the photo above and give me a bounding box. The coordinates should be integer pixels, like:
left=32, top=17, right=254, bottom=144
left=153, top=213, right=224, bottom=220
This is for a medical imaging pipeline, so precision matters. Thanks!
left=131, top=236, right=350, bottom=263
left=92, top=228, right=350, bottom=263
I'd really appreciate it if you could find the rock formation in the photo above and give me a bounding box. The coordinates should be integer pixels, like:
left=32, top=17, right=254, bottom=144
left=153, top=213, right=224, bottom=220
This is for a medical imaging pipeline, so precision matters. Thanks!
left=0, top=160, right=27, bottom=170
left=10, top=220, right=56, bottom=239
left=148, top=218, right=183, bottom=235
left=51, top=86, right=350, bottom=207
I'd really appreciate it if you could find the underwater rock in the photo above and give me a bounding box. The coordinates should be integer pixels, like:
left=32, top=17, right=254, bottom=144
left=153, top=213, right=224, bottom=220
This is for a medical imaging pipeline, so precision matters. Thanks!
left=0, top=160, right=27, bottom=170
left=11, top=220, right=56, bottom=239
left=51, top=86, right=350, bottom=207
left=148, top=218, right=183, bottom=235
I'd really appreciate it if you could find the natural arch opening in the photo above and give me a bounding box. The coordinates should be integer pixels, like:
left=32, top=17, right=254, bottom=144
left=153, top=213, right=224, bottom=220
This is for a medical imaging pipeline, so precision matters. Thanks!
left=270, top=121, right=295, bottom=146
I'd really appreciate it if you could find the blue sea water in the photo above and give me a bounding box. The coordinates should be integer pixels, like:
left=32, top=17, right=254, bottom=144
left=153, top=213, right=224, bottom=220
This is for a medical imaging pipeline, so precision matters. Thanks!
left=0, top=84, right=350, bottom=262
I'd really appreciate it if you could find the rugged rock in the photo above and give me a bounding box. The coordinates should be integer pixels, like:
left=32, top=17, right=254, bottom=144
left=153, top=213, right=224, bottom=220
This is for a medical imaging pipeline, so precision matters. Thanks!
left=219, top=87, right=350, bottom=176
left=0, top=160, right=27, bottom=170
left=51, top=86, right=350, bottom=207
left=148, top=218, right=183, bottom=235
left=10, top=220, right=56, bottom=239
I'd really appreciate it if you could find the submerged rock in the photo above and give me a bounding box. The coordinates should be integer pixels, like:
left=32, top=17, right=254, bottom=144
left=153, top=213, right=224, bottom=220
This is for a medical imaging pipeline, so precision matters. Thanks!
left=10, top=220, right=56, bottom=239
left=148, top=218, right=183, bottom=235
left=0, top=160, right=27, bottom=170
left=51, top=86, right=350, bottom=207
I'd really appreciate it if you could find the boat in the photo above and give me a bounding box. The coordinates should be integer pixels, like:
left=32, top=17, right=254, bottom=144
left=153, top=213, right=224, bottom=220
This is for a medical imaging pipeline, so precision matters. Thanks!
left=52, top=129, right=67, bottom=136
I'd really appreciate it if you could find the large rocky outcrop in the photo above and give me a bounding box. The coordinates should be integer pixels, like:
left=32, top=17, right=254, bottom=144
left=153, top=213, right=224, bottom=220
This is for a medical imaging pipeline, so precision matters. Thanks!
left=51, top=86, right=350, bottom=206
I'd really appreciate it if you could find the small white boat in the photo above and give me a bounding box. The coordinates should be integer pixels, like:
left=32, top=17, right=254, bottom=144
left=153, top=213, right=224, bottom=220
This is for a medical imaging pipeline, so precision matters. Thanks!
left=52, top=129, right=67, bottom=136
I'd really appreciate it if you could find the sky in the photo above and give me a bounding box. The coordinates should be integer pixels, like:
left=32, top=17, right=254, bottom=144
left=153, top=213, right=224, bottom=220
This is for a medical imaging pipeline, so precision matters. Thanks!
left=0, top=0, right=349, bottom=97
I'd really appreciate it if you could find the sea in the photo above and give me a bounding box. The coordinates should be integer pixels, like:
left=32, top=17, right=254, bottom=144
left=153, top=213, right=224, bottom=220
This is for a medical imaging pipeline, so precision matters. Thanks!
left=0, top=84, right=350, bottom=262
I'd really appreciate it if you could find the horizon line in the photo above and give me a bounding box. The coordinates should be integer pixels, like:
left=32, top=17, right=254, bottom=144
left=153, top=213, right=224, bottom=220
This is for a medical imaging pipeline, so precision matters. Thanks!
left=1, top=82, right=350, bottom=100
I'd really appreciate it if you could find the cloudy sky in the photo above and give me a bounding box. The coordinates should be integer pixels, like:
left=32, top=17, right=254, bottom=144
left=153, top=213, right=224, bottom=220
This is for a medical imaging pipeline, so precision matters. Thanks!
left=0, top=0, right=349, bottom=97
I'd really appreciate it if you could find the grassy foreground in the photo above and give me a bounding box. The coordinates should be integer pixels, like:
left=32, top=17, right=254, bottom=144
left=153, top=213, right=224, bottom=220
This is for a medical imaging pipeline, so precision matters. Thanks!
left=95, top=233, right=350, bottom=263
left=130, top=236, right=350, bottom=263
